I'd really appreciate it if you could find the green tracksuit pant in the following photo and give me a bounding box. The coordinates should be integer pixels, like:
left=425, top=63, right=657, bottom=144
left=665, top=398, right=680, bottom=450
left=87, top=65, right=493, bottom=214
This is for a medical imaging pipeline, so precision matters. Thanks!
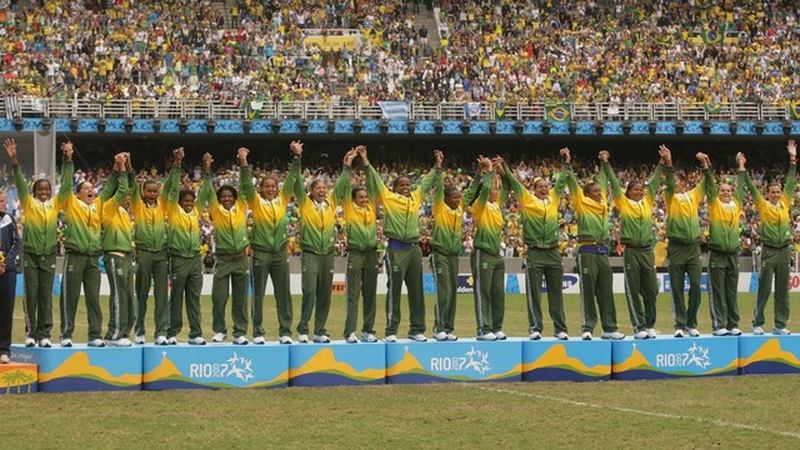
left=431, top=250, right=459, bottom=334
left=623, top=246, right=659, bottom=333
left=525, top=247, right=567, bottom=334
left=344, top=249, right=378, bottom=338
left=384, top=245, right=426, bottom=336
left=168, top=255, right=203, bottom=339
left=212, top=254, right=250, bottom=338
left=708, top=250, right=740, bottom=331
left=667, top=242, right=702, bottom=330
left=471, top=248, right=505, bottom=336
left=251, top=249, right=292, bottom=338
left=60, top=252, right=102, bottom=341
left=22, top=252, right=55, bottom=340
left=753, top=245, right=791, bottom=329
left=104, top=253, right=134, bottom=341
left=576, top=250, right=618, bottom=333
left=134, top=249, right=169, bottom=339
left=298, top=251, right=334, bottom=337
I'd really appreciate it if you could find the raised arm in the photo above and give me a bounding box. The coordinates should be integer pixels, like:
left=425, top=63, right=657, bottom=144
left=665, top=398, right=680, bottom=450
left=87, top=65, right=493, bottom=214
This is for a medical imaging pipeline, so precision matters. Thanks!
left=335, top=149, right=357, bottom=205
left=197, top=152, right=217, bottom=210
left=58, top=141, right=75, bottom=205
left=414, top=151, right=441, bottom=202
left=5, top=139, right=30, bottom=203
left=99, top=154, right=122, bottom=203
left=502, top=162, right=526, bottom=198
left=737, top=152, right=761, bottom=203
left=290, top=141, right=308, bottom=205
left=237, top=147, right=255, bottom=204
left=599, top=151, right=622, bottom=199
left=164, top=151, right=183, bottom=204
left=785, top=139, right=797, bottom=201
left=114, top=158, right=130, bottom=205
left=281, top=153, right=301, bottom=203
left=560, top=148, right=580, bottom=198
left=660, top=145, right=675, bottom=199
left=646, top=160, right=664, bottom=201
left=360, top=146, right=387, bottom=204
left=697, top=153, right=717, bottom=203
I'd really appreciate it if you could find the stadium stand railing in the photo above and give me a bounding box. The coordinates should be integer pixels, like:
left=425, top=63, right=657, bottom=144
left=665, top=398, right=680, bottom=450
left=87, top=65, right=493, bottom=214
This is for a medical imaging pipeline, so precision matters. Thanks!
left=3, top=97, right=796, bottom=122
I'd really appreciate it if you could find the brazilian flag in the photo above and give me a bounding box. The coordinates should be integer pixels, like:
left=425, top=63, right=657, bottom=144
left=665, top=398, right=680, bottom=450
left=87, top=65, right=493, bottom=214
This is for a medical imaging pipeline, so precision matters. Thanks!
left=495, top=101, right=506, bottom=120
left=704, top=102, right=722, bottom=114
left=701, top=28, right=723, bottom=45
left=790, top=101, right=800, bottom=120
left=545, top=101, right=571, bottom=122
left=657, top=35, right=673, bottom=46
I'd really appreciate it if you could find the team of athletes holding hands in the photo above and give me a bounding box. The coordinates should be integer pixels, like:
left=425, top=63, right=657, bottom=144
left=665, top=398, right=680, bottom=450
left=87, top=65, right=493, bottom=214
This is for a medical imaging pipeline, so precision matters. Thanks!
left=2, top=138, right=795, bottom=347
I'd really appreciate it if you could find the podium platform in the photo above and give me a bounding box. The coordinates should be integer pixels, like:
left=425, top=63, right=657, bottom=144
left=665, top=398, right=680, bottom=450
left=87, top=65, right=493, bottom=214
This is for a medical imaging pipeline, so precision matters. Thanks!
left=289, top=342, right=385, bottom=387
left=142, top=343, right=289, bottom=390
left=385, top=339, right=521, bottom=384
left=0, top=362, right=38, bottom=394
left=522, top=339, right=611, bottom=382
left=738, top=335, right=800, bottom=375
left=11, top=345, right=142, bottom=392
left=612, top=336, right=739, bottom=380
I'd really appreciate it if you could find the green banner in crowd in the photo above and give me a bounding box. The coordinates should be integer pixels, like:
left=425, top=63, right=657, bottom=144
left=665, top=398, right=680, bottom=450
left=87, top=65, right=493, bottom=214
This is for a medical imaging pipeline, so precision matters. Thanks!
left=790, top=102, right=800, bottom=120
left=545, top=102, right=571, bottom=122
left=704, top=102, right=722, bottom=114
left=495, top=101, right=506, bottom=120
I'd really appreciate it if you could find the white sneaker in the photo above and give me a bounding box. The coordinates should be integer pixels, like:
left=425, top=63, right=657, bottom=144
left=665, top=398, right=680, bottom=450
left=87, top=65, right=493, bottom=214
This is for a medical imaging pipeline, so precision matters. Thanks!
left=346, top=333, right=358, bottom=344
left=688, top=328, right=700, bottom=337
left=529, top=331, right=542, bottom=340
left=408, top=334, right=427, bottom=342
left=728, top=328, right=742, bottom=336
left=212, top=333, right=226, bottom=343
left=634, top=331, right=648, bottom=340
left=253, top=336, right=266, bottom=345
left=384, top=335, right=397, bottom=343
left=188, top=337, right=207, bottom=345
left=554, top=332, right=569, bottom=340
left=601, top=331, right=625, bottom=340
left=232, top=336, right=249, bottom=345
left=313, top=335, right=331, bottom=343
left=445, top=333, right=458, bottom=341
left=88, top=339, right=106, bottom=347
left=25, top=337, right=36, bottom=347
left=477, top=332, right=496, bottom=341
left=0, top=354, right=9, bottom=364
left=135, top=335, right=146, bottom=345
left=646, top=328, right=657, bottom=339
left=362, top=332, right=378, bottom=343
left=773, top=328, right=792, bottom=336
left=61, top=338, right=74, bottom=347
left=167, top=337, right=178, bottom=345
left=298, top=334, right=310, bottom=343
left=433, top=331, right=448, bottom=341
left=279, top=336, right=293, bottom=345
left=155, top=336, right=168, bottom=346
left=581, top=332, right=593, bottom=341
left=713, top=328, right=730, bottom=336
left=116, top=338, right=132, bottom=347
left=494, top=331, right=507, bottom=340
left=39, top=338, right=53, bottom=348
left=752, top=326, right=765, bottom=336
left=673, top=329, right=685, bottom=338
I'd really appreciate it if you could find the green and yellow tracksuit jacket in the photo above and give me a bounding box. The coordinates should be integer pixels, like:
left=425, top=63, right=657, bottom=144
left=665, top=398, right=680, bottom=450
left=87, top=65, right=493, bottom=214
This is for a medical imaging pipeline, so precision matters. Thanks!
left=430, top=172, right=480, bottom=256
left=565, top=165, right=610, bottom=246
left=14, top=164, right=67, bottom=255
left=337, top=166, right=378, bottom=251
left=293, top=158, right=349, bottom=255
left=199, top=174, right=250, bottom=255
left=503, top=163, right=568, bottom=249
left=61, top=161, right=117, bottom=254
left=365, top=163, right=437, bottom=243
left=602, top=162, right=663, bottom=248
left=471, top=173, right=507, bottom=256
left=101, top=171, right=133, bottom=253
left=164, top=164, right=201, bottom=258
left=239, top=159, right=299, bottom=253
left=741, top=163, right=796, bottom=248
left=664, top=167, right=707, bottom=244
left=129, top=169, right=175, bottom=252
left=705, top=168, right=745, bottom=254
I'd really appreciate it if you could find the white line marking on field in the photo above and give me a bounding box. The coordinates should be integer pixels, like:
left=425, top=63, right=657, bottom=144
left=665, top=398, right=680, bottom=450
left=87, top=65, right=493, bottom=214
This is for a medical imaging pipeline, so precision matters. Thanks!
left=469, top=385, right=800, bottom=440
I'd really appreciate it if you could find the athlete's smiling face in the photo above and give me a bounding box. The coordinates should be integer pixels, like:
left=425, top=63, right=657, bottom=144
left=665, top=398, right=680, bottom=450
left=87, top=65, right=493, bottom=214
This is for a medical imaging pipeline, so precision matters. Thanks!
left=719, top=183, right=733, bottom=202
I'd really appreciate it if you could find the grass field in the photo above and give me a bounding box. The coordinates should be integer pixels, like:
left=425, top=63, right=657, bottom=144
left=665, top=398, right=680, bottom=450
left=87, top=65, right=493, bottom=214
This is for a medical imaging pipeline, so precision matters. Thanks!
left=6, top=293, right=800, bottom=449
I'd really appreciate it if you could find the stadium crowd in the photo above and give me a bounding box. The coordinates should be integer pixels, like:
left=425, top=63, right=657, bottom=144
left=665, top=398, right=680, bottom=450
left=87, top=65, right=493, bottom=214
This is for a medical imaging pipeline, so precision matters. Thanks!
left=1, top=0, right=799, bottom=104
left=0, top=149, right=797, bottom=266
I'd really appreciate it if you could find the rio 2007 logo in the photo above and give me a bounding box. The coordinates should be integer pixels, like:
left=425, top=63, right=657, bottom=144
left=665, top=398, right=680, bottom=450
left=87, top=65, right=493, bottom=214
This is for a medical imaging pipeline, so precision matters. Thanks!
left=654, top=342, right=711, bottom=369
left=188, top=352, right=255, bottom=382
left=428, top=346, right=492, bottom=374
